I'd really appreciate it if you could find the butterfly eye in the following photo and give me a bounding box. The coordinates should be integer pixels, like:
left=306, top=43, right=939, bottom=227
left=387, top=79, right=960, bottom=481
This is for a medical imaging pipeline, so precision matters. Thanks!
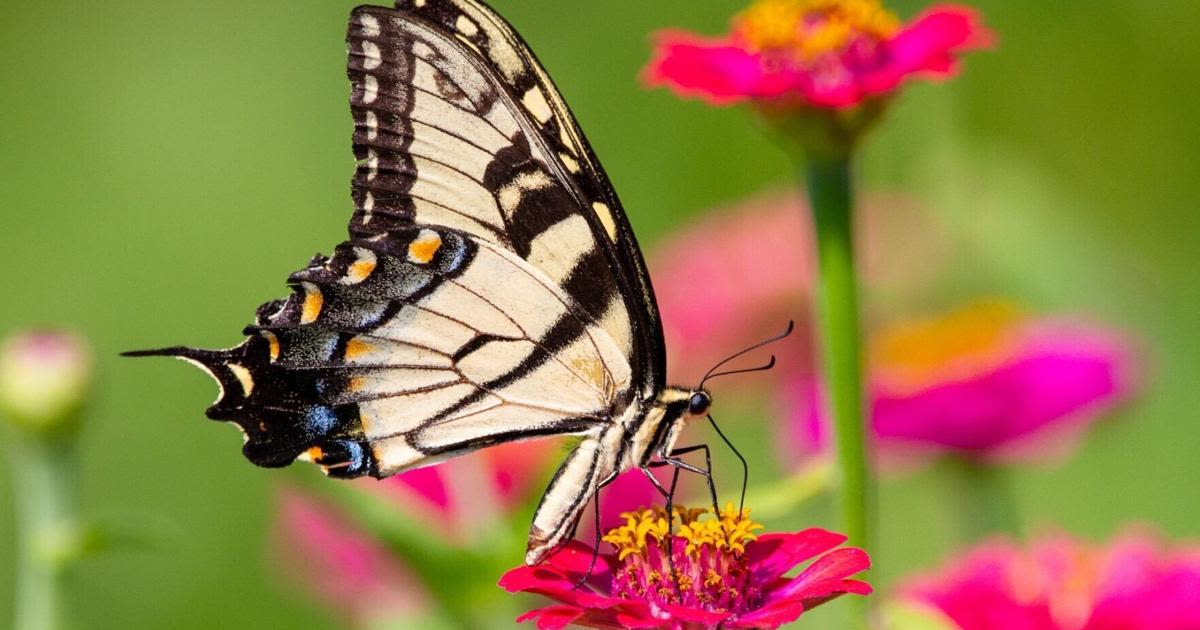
left=688, top=391, right=711, bottom=416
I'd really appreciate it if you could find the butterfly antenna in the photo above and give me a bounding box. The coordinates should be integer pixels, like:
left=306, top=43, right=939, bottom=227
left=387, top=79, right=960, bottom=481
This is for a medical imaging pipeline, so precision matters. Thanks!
left=707, top=413, right=748, bottom=516
left=699, top=320, right=794, bottom=389
left=701, top=355, right=777, bottom=385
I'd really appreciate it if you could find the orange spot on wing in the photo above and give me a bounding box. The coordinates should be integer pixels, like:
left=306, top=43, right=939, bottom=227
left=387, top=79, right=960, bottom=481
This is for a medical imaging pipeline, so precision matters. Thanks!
left=348, top=258, right=376, bottom=282
left=345, top=337, right=373, bottom=360
left=262, top=331, right=281, bottom=362
left=300, top=284, right=323, bottom=324
left=407, top=231, right=442, bottom=264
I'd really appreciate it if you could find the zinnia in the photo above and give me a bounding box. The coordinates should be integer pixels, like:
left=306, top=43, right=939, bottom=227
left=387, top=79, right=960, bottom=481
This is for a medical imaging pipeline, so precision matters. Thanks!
left=644, top=0, right=993, bottom=110
left=500, top=504, right=871, bottom=629
left=899, top=531, right=1200, bottom=629
left=788, top=300, right=1135, bottom=462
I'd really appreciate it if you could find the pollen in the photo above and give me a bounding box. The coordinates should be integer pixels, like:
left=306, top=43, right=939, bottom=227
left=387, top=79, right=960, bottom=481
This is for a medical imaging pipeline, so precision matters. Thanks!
left=604, top=504, right=765, bottom=614
left=406, top=229, right=443, bottom=264
left=737, top=0, right=899, bottom=58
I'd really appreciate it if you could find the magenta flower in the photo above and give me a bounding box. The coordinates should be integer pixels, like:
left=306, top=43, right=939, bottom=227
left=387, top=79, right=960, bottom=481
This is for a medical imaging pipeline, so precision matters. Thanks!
left=500, top=505, right=871, bottom=629
left=787, top=300, right=1136, bottom=462
left=375, top=440, right=558, bottom=542
left=899, top=531, right=1200, bottom=630
left=274, top=489, right=428, bottom=625
left=644, top=0, right=993, bottom=110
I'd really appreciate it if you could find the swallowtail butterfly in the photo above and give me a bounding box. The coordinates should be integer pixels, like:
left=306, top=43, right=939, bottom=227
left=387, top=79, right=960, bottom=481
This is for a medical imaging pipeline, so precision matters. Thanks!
left=128, top=0, right=743, bottom=565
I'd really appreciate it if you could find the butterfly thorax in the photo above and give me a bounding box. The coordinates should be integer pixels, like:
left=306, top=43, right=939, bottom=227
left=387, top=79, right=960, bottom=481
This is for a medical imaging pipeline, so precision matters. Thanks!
left=620, top=386, right=706, bottom=471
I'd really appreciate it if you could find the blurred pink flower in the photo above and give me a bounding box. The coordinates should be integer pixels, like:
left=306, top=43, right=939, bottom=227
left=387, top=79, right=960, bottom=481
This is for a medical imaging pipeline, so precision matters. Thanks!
left=273, top=444, right=668, bottom=625
left=644, top=0, right=993, bottom=109
left=899, top=531, right=1200, bottom=630
left=375, top=441, right=666, bottom=545
left=274, top=488, right=428, bottom=625
left=373, top=440, right=556, bottom=543
left=0, top=329, right=93, bottom=433
left=500, top=506, right=870, bottom=629
left=786, top=300, right=1136, bottom=463
left=651, top=190, right=949, bottom=385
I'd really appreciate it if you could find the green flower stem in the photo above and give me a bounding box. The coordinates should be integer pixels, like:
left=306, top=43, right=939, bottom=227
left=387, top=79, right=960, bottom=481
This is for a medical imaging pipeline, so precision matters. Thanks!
left=947, top=456, right=1022, bottom=542
left=7, top=433, right=81, bottom=630
left=804, top=156, right=873, bottom=590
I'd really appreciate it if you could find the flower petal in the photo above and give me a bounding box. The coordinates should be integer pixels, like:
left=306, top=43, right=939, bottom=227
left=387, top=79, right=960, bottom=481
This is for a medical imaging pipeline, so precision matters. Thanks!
left=746, top=529, right=849, bottom=582
left=887, top=6, right=996, bottom=78
left=778, top=547, right=873, bottom=600
left=642, top=30, right=764, bottom=105
left=515, top=605, right=585, bottom=630
left=664, top=602, right=733, bottom=626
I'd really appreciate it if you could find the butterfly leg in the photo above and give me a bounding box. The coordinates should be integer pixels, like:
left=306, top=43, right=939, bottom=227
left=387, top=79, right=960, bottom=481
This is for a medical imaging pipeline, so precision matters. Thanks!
left=649, top=444, right=721, bottom=518
left=570, top=470, right=619, bottom=592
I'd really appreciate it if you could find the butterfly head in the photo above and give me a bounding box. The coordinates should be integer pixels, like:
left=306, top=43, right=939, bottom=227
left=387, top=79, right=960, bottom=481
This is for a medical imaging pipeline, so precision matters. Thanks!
left=686, top=389, right=712, bottom=417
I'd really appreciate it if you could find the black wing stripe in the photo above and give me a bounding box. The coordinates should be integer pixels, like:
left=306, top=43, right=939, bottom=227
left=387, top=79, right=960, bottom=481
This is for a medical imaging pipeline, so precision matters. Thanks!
left=389, top=0, right=665, bottom=392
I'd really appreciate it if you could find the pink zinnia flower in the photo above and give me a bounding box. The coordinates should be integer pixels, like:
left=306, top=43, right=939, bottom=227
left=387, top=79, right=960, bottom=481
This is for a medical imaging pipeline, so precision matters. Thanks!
left=899, top=531, right=1200, bottom=630
left=787, top=300, right=1136, bottom=462
left=274, top=489, right=429, bottom=625
left=644, top=0, right=993, bottom=110
left=500, top=505, right=871, bottom=629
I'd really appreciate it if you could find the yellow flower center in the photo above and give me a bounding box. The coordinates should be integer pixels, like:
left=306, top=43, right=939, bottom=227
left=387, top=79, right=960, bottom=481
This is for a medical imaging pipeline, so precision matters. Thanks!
left=736, top=0, right=900, bottom=59
left=603, top=504, right=763, bottom=561
left=603, top=504, right=766, bottom=613
left=871, top=299, right=1026, bottom=394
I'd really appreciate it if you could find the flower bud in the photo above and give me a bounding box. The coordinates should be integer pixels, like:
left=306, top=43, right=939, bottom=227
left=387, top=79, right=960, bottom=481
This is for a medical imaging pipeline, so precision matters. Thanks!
left=0, top=330, right=93, bottom=435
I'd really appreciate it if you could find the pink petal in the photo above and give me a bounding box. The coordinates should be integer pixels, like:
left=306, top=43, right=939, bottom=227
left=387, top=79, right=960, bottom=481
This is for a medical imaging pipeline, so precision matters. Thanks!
left=484, top=440, right=556, bottom=509
left=664, top=603, right=733, bottom=625
left=778, top=547, right=873, bottom=600
left=728, top=600, right=808, bottom=629
left=874, top=322, right=1132, bottom=454
left=388, top=466, right=451, bottom=513
left=642, top=30, right=764, bottom=105
left=273, top=488, right=427, bottom=621
left=887, top=6, right=996, bottom=78
left=515, top=605, right=585, bottom=630
left=746, top=530, right=849, bottom=583
left=498, top=543, right=617, bottom=608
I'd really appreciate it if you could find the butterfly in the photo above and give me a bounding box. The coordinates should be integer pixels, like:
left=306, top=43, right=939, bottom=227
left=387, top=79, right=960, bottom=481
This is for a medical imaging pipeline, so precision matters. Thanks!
left=127, top=0, right=777, bottom=565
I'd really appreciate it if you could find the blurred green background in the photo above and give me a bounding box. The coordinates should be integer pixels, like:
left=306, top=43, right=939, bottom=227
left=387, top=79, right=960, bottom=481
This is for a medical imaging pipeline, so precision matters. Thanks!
left=2, top=0, right=1198, bottom=627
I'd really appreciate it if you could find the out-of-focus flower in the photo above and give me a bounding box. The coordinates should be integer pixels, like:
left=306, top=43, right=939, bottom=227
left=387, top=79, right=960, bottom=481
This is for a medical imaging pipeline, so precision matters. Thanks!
left=898, top=531, right=1200, bottom=630
left=376, top=440, right=556, bottom=542
left=374, top=441, right=664, bottom=545
left=644, top=0, right=993, bottom=110
left=652, top=190, right=949, bottom=385
left=0, top=329, right=93, bottom=434
left=500, top=504, right=870, bottom=629
left=274, top=446, right=668, bottom=626
left=787, top=300, right=1136, bottom=463
left=274, top=488, right=429, bottom=626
